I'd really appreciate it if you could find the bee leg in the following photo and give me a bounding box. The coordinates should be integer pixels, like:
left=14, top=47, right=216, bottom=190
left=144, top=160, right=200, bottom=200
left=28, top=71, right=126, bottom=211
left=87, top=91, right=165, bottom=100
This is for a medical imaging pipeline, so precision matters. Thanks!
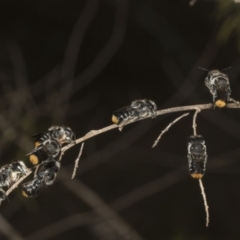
left=118, top=115, right=131, bottom=131
left=0, top=188, right=6, bottom=205
left=118, top=118, right=129, bottom=131
left=152, top=109, right=157, bottom=118
left=229, top=97, right=240, bottom=105
left=134, top=112, right=142, bottom=121
left=213, top=95, right=217, bottom=109
left=210, top=85, right=217, bottom=96
left=118, top=124, right=124, bottom=131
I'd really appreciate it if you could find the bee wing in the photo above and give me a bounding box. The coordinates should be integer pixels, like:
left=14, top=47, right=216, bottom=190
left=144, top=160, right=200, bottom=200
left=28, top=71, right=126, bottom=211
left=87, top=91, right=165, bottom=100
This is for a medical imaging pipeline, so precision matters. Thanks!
left=32, top=131, right=49, bottom=139
left=26, top=150, right=34, bottom=156
left=26, top=143, right=43, bottom=156
left=204, top=78, right=211, bottom=89
left=113, top=104, right=131, bottom=114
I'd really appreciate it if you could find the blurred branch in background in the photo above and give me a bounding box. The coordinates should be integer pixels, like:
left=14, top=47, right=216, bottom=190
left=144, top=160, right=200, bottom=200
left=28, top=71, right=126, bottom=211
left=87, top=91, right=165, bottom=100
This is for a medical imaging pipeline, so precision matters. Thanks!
left=0, top=214, right=23, bottom=240
left=56, top=0, right=100, bottom=122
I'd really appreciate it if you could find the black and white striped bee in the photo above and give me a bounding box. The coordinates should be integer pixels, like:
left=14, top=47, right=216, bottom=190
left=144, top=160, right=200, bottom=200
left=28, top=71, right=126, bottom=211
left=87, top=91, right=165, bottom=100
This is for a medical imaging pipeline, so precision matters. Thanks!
left=202, top=68, right=231, bottom=108
left=0, top=161, right=27, bottom=204
left=22, top=158, right=60, bottom=198
left=32, top=125, right=76, bottom=147
left=187, top=135, right=207, bottom=179
left=27, top=139, right=61, bottom=165
left=112, top=99, right=157, bottom=126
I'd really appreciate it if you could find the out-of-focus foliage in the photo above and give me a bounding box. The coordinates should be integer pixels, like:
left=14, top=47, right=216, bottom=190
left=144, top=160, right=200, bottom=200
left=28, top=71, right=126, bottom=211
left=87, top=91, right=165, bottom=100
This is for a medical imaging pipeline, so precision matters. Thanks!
left=216, top=0, right=240, bottom=51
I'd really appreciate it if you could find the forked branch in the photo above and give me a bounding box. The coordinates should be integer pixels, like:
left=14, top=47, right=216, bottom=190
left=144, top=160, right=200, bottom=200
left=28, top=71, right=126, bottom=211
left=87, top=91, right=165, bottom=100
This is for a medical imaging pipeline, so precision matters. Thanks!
left=5, top=102, right=240, bottom=199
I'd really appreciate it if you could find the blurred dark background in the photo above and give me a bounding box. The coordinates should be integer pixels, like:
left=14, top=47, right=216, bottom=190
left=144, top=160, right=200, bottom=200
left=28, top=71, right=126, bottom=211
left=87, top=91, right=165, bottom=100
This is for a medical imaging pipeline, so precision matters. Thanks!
left=0, top=0, right=240, bottom=239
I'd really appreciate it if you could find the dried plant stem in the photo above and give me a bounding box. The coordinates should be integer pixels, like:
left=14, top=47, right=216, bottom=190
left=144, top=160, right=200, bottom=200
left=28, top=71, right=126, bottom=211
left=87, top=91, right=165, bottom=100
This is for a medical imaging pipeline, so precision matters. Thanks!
left=71, top=142, right=85, bottom=179
left=6, top=102, right=240, bottom=198
left=152, top=113, right=189, bottom=148
left=199, top=178, right=209, bottom=227
left=192, top=108, right=201, bottom=136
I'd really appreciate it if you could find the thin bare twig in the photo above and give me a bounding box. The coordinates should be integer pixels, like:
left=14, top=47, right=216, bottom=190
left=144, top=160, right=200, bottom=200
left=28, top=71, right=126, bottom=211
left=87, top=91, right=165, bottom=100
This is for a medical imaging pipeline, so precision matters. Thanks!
left=71, top=142, right=84, bottom=179
left=152, top=113, right=189, bottom=148
left=199, top=178, right=209, bottom=227
left=192, top=108, right=201, bottom=136
left=0, top=214, right=24, bottom=240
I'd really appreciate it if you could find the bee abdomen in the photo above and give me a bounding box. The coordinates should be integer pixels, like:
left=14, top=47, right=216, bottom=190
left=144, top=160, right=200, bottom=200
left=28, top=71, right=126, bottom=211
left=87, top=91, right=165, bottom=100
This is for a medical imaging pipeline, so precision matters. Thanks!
left=189, top=161, right=206, bottom=179
left=112, top=110, right=131, bottom=124
left=187, top=135, right=207, bottom=179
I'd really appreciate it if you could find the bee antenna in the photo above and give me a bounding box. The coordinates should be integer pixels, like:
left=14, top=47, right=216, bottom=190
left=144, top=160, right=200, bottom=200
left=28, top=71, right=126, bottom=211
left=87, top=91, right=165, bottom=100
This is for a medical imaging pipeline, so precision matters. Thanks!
left=199, top=67, right=209, bottom=72
left=221, top=67, right=231, bottom=72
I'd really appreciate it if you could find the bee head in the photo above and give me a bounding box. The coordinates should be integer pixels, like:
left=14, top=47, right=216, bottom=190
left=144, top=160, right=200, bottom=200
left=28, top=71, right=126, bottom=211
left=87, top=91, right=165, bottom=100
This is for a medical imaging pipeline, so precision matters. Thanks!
left=199, top=67, right=228, bottom=81
left=64, top=127, right=76, bottom=143
left=12, top=161, right=27, bottom=175
left=16, top=161, right=27, bottom=175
